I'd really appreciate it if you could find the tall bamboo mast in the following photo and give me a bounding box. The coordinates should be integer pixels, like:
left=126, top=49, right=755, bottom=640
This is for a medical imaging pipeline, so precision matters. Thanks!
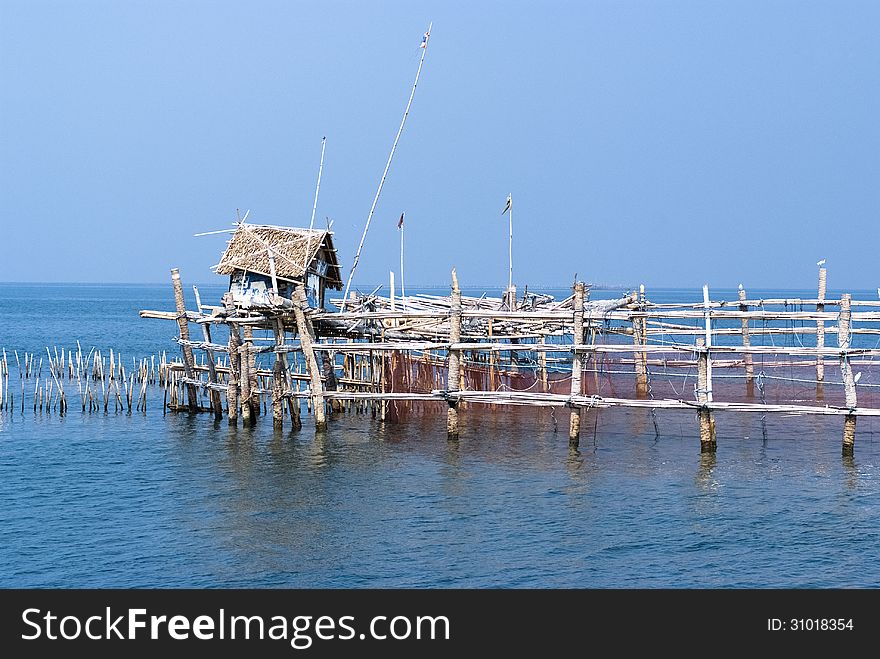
left=341, top=23, right=432, bottom=310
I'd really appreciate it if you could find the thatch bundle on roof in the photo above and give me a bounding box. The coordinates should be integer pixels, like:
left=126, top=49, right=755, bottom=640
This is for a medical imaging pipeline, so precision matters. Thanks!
left=214, top=224, right=342, bottom=288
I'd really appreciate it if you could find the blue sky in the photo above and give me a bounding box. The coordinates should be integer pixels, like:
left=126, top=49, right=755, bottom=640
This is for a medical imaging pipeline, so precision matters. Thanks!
left=2, top=0, right=879, bottom=291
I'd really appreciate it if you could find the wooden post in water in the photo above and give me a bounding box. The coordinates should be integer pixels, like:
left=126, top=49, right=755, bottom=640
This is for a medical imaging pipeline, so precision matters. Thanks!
left=446, top=270, right=462, bottom=440
left=738, top=285, right=754, bottom=396
left=273, top=318, right=301, bottom=430
left=239, top=341, right=252, bottom=426
left=839, top=293, right=857, bottom=455
left=633, top=284, right=648, bottom=397
left=568, top=282, right=585, bottom=445
left=380, top=333, right=387, bottom=422
left=272, top=357, right=284, bottom=428
left=696, top=337, right=716, bottom=452
left=487, top=319, right=496, bottom=395
left=816, top=266, right=827, bottom=384
left=193, top=286, right=223, bottom=420
left=539, top=342, right=549, bottom=393
left=243, top=325, right=260, bottom=417
left=227, top=323, right=241, bottom=424
left=170, top=268, right=198, bottom=412
left=293, top=284, right=326, bottom=431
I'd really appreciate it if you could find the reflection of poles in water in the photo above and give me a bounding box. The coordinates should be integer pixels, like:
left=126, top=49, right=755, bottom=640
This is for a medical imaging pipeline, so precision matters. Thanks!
left=445, top=433, right=460, bottom=467
left=627, top=406, right=648, bottom=439
left=567, top=444, right=583, bottom=472
left=842, top=453, right=858, bottom=491
left=696, top=451, right=717, bottom=490
left=310, top=427, right=329, bottom=468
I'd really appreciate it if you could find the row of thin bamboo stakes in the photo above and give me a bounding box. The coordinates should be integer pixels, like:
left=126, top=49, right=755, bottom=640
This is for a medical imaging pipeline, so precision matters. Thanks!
left=0, top=345, right=172, bottom=414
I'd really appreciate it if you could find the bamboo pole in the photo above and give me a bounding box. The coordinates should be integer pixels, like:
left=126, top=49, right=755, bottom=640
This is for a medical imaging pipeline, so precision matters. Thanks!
left=171, top=268, right=198, bottom=412
left=569, top=282, right=585, bottom=444
left=341, top=23, right=432, bottom=309
left=293, top=284, right=326, bottom=430
left=696, top=337, right=716, bottom=452
left=702, top=284, right=714, bottom=403
left=272, top=357, right=284, bottom=428
left=816, top=266, right=827, bottom=383
left=447, top=270, right=462, bottom=440
left=738, top=285, right=754, bottom=396
left=239, top=340, right=252, bottom=425
left=227, top=324, right=241, bottom=424
left=243, top=325, right=260, bottom=417
left=633, top=283, right=648, bottom=397
left=539, top=347, right=548, bottom=393
left=488, top=318, right=496, bottom=395
left=274, top=318, right=301, bottom=430
left=839, top=293, right=857, bottom=455
left=380, top=329, right=387, bottom=422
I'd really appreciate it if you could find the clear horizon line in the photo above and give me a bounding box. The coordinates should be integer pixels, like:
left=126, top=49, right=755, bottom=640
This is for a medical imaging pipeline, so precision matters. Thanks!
left=0, top=280, right=874, bottom=293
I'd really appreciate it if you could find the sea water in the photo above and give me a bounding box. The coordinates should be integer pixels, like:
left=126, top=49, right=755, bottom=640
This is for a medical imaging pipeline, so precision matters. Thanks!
left=0, top=283, right=877, bottom=588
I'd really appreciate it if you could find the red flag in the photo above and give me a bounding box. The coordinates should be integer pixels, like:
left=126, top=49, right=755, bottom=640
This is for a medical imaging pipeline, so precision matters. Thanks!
left=397, top=212, right=405, bottom=229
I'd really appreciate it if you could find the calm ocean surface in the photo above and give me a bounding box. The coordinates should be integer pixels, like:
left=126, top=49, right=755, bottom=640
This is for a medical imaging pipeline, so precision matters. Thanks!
left=0, top=282, right=878, bottom=588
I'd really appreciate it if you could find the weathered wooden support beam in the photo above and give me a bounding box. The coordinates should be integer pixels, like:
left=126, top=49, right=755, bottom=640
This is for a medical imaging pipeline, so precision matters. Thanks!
left=569, top=282, right=586, bottom=445
left=447, top=270, right=462, bottom=440
left=170, top=268, right=198, bottom=412
left=839, top=293, right=857, bottom=455
left=293, top=285, right=326, bottom=431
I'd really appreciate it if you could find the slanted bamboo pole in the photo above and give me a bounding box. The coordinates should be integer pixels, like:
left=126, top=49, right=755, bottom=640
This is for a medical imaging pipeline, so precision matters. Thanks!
left=171, top=268, right=198, bottom=412
left=839, top=294, right=857, bottom=455
left=293, top=284, right=326, bottom=430
left=569, top=282, right=585, bottom=444
left=446, top=270, right=462, bottom=440
left=341, top=23, right=432, bottom=309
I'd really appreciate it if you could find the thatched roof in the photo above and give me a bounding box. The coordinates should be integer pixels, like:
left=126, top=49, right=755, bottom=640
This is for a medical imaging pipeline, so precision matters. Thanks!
left=214, top=224, right=342, bottom=288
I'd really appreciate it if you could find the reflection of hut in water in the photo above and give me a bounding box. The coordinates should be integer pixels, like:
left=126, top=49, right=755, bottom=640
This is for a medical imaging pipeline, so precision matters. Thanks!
left=214, top=224, right=342, bottom=309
